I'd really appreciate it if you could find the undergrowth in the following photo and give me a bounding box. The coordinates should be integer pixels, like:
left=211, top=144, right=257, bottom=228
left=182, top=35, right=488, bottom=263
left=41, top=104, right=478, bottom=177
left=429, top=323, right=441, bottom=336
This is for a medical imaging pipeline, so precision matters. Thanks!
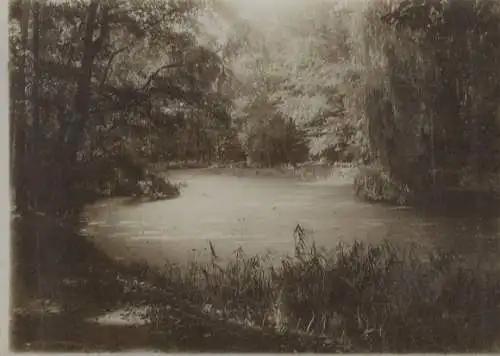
left=135, top=227, right=500, bottom=352
left=353, top=165, right=411, bottom=205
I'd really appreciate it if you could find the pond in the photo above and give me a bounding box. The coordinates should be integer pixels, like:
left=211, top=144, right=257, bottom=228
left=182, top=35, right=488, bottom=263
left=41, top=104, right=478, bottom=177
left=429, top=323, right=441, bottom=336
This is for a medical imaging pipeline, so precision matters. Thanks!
left=83, top=169, right=500, bottom=269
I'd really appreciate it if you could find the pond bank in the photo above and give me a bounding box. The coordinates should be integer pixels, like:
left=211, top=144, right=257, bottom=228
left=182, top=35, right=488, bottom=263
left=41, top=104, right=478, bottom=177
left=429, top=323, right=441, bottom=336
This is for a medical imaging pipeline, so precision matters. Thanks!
left=160, top=161, right=358, bottom=180
left=10, top=214, right=347, bottom=352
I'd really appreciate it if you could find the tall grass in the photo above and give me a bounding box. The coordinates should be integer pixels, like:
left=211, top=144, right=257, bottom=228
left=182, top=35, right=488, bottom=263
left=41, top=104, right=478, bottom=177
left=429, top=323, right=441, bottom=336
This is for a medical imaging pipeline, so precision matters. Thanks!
left=138, top=230, right=500, bottom=352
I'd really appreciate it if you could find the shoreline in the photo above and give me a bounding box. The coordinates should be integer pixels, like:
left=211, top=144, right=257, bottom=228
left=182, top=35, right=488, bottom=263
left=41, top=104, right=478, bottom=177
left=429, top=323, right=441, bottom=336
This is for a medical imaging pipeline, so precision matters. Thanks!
left=164, top=162, right=360, bottom=183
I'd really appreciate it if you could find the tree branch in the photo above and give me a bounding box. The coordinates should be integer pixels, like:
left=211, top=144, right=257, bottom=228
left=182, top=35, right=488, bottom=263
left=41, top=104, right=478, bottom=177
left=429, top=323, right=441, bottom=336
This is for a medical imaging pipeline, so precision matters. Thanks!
left=99, top=46, right=128, bottom=87
left=92, top=5, right=110, bottom=52
left=139, top=62, right=184, bottom=91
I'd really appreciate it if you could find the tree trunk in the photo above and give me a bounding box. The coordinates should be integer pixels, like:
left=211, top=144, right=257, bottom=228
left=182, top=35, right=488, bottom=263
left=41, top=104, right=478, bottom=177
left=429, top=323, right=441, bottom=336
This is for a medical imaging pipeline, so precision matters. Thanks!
left=12, top=0, right=31, bottom=213
left=30, top=0, right=42, bottom=209
left=55, top=0, right=101, bottom=213
left=31, top=0, right=41, bottom=141
left=67, top=0, right=100, bottom=157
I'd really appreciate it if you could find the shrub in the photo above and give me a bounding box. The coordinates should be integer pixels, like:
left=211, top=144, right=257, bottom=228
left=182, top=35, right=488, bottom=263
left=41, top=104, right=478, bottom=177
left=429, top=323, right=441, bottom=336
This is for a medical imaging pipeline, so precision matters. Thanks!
left=353, top=166, right=411, bottom=205
left=244, top=116, right=310, bottom=168
left=73, top=154, right=181, bottom=202
left=135, top=170, right=181, bottom=200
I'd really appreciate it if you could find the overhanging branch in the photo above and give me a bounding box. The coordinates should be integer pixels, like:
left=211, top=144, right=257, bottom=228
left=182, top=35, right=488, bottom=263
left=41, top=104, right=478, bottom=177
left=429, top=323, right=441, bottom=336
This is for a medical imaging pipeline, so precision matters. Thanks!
left=139, top=62, right=184, bottom=91
left=99, top=46, right=129, bottom=87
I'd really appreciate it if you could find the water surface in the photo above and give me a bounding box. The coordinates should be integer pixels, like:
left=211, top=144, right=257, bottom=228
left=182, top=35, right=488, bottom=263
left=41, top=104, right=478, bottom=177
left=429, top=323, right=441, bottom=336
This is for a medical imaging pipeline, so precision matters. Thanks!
left=83, top=169, right=500, bottom=268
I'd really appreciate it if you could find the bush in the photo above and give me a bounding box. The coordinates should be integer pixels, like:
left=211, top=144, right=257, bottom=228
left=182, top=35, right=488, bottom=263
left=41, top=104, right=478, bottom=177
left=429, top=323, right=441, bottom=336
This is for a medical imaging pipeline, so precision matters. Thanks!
left=353, top=166, right=411, bottom=205
left=244, top=117, right=310, bottom=168
left=73, top=153, right=181, bottom=202
left=218, top=129, right=247, bottom=163
left=135, top=171, right=181, bottom=200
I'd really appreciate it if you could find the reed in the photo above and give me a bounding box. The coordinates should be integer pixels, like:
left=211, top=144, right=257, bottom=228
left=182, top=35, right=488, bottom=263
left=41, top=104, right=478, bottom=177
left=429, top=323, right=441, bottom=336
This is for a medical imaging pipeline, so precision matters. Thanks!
left=138, top=231, right=500, bottom=352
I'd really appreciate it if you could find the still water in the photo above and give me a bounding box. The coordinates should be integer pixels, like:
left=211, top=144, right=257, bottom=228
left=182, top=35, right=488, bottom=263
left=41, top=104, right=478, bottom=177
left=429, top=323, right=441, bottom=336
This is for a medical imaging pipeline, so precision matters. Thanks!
left=83, top=169, right=500, bottom=268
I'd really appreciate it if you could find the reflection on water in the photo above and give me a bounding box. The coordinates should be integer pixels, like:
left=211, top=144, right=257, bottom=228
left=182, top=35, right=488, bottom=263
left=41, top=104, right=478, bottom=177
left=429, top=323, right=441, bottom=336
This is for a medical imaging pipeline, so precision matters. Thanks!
left=83, top=169, right=500, bottom=268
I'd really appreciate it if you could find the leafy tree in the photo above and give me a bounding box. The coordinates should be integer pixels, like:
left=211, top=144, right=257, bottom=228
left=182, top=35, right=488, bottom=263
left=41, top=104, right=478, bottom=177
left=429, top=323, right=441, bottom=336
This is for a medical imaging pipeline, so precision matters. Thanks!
left=9, top=0, right=231, bottom=214
left=219, top=0, right=367, bottom=165
left=357, top=0, right=500, bottom=193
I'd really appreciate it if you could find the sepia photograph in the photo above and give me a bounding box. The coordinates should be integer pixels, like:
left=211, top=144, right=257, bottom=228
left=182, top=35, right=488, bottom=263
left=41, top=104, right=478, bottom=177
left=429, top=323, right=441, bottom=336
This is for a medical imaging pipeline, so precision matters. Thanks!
left=8, top=0, right=500, bottom=352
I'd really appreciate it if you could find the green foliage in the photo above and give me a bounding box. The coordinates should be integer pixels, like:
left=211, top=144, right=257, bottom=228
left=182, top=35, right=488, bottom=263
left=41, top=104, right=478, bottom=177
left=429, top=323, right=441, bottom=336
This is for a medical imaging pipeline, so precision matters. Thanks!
left=140, top=236, right=500, bottom=352
left=218, top=3, right=364, bottom=165
left=244, top=115, right=309, bottom=167
left=356, top=0, right=500, bottom=193
left=215, top=128, right=246, bottom=163
left=73, top=153, right=180, bottom=202
left=9, top=0, right=231, bottom=214
left=13, top=0, right=500, bottom=213
left=208, top=0, right=500, bottom=189
left=353, top=166, right=411, bottom=205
